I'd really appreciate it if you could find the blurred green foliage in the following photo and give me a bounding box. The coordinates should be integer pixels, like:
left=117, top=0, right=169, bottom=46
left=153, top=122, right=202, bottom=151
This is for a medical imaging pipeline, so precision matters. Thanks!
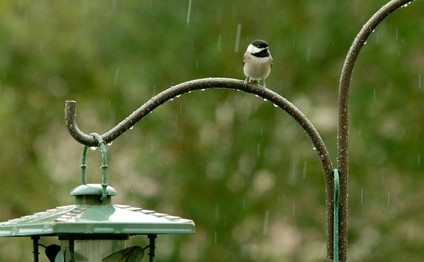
left=0, top=0, right=423, bottom=261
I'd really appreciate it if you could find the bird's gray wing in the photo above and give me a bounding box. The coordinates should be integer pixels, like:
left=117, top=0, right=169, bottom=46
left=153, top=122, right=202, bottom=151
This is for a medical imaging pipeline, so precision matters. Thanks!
left=243, top=52, right=248, bottom=65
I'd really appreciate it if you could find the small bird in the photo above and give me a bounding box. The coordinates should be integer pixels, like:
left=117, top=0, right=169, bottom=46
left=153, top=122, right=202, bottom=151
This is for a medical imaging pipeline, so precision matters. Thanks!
left=45, top=244, right=63, bottom=262
left=243, top=39, right=273, bottom=88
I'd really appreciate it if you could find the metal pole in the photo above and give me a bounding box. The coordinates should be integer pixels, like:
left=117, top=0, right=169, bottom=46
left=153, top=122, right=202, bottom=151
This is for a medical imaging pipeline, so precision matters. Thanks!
left=31, top=236, right=40, bottom=262
left=65, top=79, right=335, bottom=253
left=148, top=234, right=157, bottom=262
left=337, top=0, right=416, bottom=260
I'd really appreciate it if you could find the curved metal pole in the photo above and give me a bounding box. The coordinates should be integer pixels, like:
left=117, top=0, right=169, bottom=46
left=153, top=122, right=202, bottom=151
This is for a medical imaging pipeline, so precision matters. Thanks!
left=337, top=0, right=416, bottom=260
left=65, top=77, right=335, bottom=255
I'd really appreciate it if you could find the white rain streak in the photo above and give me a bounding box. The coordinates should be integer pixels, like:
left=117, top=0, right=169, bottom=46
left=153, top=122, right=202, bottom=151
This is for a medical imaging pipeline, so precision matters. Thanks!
left=302, top=161, right=307, bottom=180
left=234, top=23, right=242, bottom=52
left=114, top=66, right=120, bottom=85
left=186, top=0, right=192, bottom=27
left=217, top=33, right=222, bottom=51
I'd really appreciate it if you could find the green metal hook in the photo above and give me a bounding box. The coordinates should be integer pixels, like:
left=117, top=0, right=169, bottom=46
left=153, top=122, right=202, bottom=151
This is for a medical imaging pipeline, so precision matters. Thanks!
left=333, top=169, right=340, bottom=261
left=80, top=133, right=109, bottom=201
left=81, top=146, right=88, bottom=185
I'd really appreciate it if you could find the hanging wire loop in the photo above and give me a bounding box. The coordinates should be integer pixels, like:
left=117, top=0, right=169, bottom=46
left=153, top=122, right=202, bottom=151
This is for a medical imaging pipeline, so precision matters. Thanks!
left=65, top=76, right=334, bottom=247
left=87, top=133, right=109, bottom=201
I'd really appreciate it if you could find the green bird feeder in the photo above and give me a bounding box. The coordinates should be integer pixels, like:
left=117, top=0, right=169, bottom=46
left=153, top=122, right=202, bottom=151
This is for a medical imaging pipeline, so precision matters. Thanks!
left=0, top=135, right=195, bottom=261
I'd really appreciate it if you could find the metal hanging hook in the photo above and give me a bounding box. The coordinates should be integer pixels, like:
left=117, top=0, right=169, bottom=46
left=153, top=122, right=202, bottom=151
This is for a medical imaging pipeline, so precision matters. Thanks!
left=80, top=133, right=109, bottom=201
left=336, top=0, right=417, bottom=260
left=65, top=77, right=335, bottom=255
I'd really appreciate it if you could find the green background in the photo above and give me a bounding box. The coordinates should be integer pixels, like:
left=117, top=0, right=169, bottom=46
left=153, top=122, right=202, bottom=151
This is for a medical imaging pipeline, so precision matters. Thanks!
left=0, top=0, right=423, bottom=261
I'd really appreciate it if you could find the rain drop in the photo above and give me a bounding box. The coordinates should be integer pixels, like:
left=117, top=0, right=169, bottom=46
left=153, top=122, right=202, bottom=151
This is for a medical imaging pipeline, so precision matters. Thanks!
left=217, top=33, right=222, bottom=51
left=234, top=23, right=242, bottom=52
left=90, top=146, right=97, bottom=151
left=302, top=161, right=307, bottom=180
left=114, top=66, right=120, bottom=85
left=107, top=142, right=113, bottom=146
left=186, top=0, right=192, bottom=27
left=273, top=104, right=278, bottom=108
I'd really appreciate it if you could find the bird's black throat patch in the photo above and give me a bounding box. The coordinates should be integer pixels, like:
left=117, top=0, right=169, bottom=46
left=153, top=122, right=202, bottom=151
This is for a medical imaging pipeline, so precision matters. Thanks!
left=252, top=49, right=269, bottom=58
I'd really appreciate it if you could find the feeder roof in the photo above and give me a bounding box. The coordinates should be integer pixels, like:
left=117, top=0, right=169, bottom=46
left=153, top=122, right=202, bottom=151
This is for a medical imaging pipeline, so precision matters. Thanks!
left=0, top=184, right=195, bottom=237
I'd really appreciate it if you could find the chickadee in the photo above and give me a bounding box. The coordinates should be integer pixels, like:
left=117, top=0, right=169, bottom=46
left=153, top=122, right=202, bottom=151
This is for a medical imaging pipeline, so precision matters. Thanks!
left=243, top=39, right=273, bottom=88
left=45, top=244, right=63, bottom=262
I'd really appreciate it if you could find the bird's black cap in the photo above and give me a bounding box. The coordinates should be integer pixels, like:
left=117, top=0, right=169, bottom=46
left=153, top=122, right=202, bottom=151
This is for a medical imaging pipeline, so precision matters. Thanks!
left=251, top=39, right=269, bottom=49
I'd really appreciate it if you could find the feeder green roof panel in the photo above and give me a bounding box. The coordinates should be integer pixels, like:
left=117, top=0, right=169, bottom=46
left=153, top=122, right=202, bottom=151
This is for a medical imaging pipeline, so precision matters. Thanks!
left=0, top=204, right=195, bottom=237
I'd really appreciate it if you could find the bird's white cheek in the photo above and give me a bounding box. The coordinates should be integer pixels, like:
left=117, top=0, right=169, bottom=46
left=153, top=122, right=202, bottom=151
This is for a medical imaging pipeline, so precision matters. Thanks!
left=246, top=44, right=262, bottom=54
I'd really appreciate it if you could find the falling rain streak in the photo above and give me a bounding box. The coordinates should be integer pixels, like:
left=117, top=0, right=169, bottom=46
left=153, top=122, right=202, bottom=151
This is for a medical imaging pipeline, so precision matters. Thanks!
left=234, top=23, right=242, bottom=52
left=114, top=66, right=120, bottom=85
left=302, top=161, right=307, bottom=180
left=419, top=74, right=422, bottom=89
left=186, top=0, right=192, bottom=27
left=217, top=33, right=222, bottom=51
